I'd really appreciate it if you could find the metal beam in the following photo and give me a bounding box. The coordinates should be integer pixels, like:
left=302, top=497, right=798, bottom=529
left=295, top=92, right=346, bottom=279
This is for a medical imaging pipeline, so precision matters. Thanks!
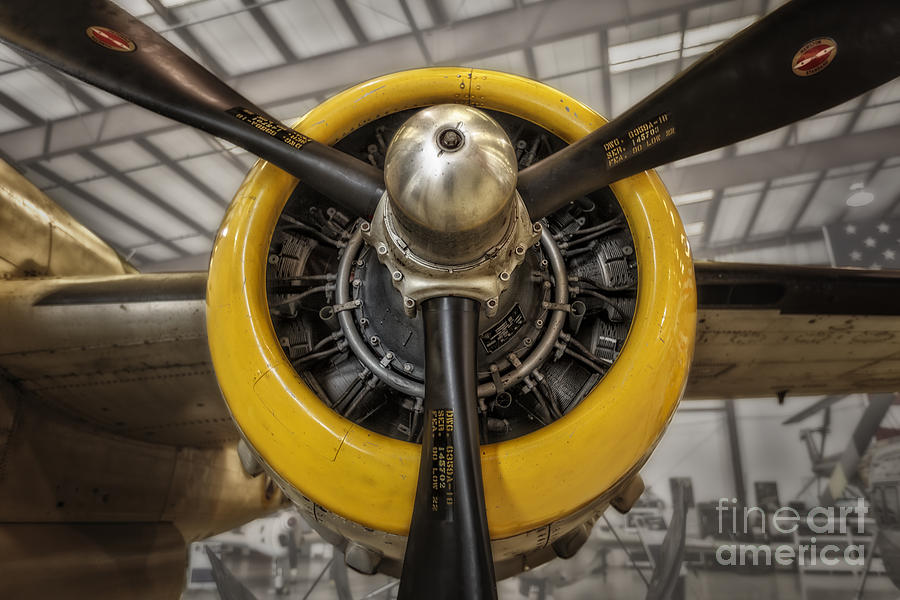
left=333, top=0, right=368, bottom=45
left=657, top=123, right=900, bottom=197
left=700, top=189, right=724, bottom=247
left=399, top=0, right=433, bottom=65
left=598, top=27, right=613, bottom=117
left=724, top=399, right=747, bottom=506
left=424, top=0, right=448, bottom=26
left=240, top=0, right=296, bottom=63
left=522, top=47, right=538, bottom=78
left=740, top=180, right=773, bottom=242
left=0, top=89, right=42, bottom=125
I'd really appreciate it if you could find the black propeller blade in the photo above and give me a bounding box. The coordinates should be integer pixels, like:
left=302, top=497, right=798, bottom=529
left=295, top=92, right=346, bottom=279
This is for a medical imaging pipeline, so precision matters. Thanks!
left=0, top=0, right=384, bottom=217
left=398, top=296, right=497, bottom=600
left=518, top=0, right=900, bottom=219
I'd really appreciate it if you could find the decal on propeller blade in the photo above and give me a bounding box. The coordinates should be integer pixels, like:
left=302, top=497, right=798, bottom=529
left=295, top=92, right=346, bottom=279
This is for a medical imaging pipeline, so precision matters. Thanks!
left=430, top=409, right=455, bottom=516
left=85, top=26, right=136, bottom=52
left=227, top=108, right=311, bottom=149
left=604, top=113, right=675, bottom=169
left=792, top=38, right=837, bottom=77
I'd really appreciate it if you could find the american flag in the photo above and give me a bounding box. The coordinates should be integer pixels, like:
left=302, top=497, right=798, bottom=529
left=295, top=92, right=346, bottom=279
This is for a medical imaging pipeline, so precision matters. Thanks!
left=824, top=218, right=900, bottom=270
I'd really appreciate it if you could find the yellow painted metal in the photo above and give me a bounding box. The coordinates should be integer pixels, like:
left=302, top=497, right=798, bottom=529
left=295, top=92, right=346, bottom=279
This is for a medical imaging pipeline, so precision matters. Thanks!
left=207, top=68, right=696, bottom=539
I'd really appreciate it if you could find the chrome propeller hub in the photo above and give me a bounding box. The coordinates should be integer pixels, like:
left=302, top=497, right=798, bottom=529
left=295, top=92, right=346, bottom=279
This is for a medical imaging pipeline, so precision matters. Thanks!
left=363, top=104, right=540, bottom=316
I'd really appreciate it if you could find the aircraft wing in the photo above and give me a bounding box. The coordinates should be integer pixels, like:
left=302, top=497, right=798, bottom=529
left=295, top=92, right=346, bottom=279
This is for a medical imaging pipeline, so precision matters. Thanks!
left=0, top=272, right=231, bottom=446
left=0, top=161, right=279, bottom=599
left=687, top=262, right=900, bottom=399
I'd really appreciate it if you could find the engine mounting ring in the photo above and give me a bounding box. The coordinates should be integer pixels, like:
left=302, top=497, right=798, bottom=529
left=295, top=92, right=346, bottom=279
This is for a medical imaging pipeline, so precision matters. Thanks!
left=334, top=225, right=569, bottom=398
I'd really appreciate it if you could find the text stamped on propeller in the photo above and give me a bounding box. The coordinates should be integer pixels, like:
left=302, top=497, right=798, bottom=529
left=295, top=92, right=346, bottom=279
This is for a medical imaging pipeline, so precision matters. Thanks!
left=430, top=409, right=455, bottom=516
left=603, top=113, right=675, bottom=169
left=227, top=107, right=311, bottom=149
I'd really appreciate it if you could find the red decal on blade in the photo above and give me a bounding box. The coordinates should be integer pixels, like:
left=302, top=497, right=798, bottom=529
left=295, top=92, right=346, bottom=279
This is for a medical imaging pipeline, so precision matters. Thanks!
left=792, top=37, right=836, bottom=77
left=86, top=26, right=136, bottom=53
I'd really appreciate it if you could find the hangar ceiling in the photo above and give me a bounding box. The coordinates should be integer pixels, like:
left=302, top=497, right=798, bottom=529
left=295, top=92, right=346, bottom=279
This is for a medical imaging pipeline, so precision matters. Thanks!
left=0, top=0, right=897, bottom=270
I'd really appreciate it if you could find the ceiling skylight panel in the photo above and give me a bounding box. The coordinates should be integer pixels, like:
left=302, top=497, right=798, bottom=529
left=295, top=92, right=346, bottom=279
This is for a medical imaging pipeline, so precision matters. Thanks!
left=818, top=95, right=862, bottom=117
left=749, top=183, right=813, bottom=237
left=610, top=62, right=678, bottom=115
left=178, top=154, right=245, bottom=201
left=403, top=0, right=434, bottom=29
left=91, top=141, right=159, bottom=172
left=127, top=165, right=224, bottom=231
left=669, top=147, right=726, bottom=168
left=142, top=14, right=205, bottom=65
left=146, top=128, right=217, bottom=160
left=683, top=15, right=755, bottom=49
left=684, top=221, right=705, bottom=238
left=441, top=0, right=513, bottom=21
left=681, top=42, right=720, bottom=59
left=677, top=201, right=710, bottom=226
left=0, top=104, right=27, bottom=133
left=795, top=174, right=858, bottom=229
left=533, top=34, right=601, bottom=79
left=868, top=79, right=900, bottom=105
left=134, top=243, right=180, bottom=262
left=687, top=0, right=762, bottom=27
left=111, top=0, right=154, bottom=16
left=609, top=15, right=680, bottom=46
left=174, top=234, right=214, bottom=255
left=608, top=33, right=681, bottom=73
left=709, top=192, right=761, bottom=244
left=672, top=190, right=714, bottom=206
left=468, top=51, right=530, bottom=78
left=78, top=177, right=197, bottom=238
left=733, top=126, right=790, bottom=156
left=350, top=0, right=411, bottom=40
left=0, top=70, right=87, bottom=120
left=268, top=98, right=319, bottom=123
left=264, top=1, right=355, bottom=58
left=855, top=165, right=900, bottom=220
left=0, top=43, right=27, bottom=74
left=795, top=113, right=852, bottom=144
left=543, top=71, right=605, bottom=117
left=67, top=77, right=122, bottom=107
left=186, top=12, right=284, bottom=75
left=20, top=167, right=54, bottom=189
left=46, top=187, right=153, bottom=249
left=39, top=154, right=107, bottom=182
left=853, top=104, right=900, bottom=133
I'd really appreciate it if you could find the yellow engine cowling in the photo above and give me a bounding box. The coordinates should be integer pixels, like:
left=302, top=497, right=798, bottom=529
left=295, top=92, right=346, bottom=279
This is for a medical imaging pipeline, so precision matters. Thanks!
left=206, top=68, right=696, bottom=577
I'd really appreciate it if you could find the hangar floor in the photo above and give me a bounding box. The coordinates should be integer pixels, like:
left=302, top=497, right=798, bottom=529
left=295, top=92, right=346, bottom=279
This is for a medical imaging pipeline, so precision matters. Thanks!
left=181, top=550, right=900, bottom=599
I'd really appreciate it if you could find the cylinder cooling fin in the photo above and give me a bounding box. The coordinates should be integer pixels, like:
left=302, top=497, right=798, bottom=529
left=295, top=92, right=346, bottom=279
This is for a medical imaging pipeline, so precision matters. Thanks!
left=207, top=68, right=696, bottom=546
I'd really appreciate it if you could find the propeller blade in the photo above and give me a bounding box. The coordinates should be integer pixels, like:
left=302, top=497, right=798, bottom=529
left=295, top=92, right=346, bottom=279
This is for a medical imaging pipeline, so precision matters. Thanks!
left=518, top=0, right=900, bottom=219
left=398, top=296, right=497, bottom=600
left=0, top=0, right=384, bottom=216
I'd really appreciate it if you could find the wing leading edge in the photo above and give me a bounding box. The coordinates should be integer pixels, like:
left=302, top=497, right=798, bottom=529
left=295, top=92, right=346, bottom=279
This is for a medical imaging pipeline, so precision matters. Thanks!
left=688, top=262, right=900, bottom=399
